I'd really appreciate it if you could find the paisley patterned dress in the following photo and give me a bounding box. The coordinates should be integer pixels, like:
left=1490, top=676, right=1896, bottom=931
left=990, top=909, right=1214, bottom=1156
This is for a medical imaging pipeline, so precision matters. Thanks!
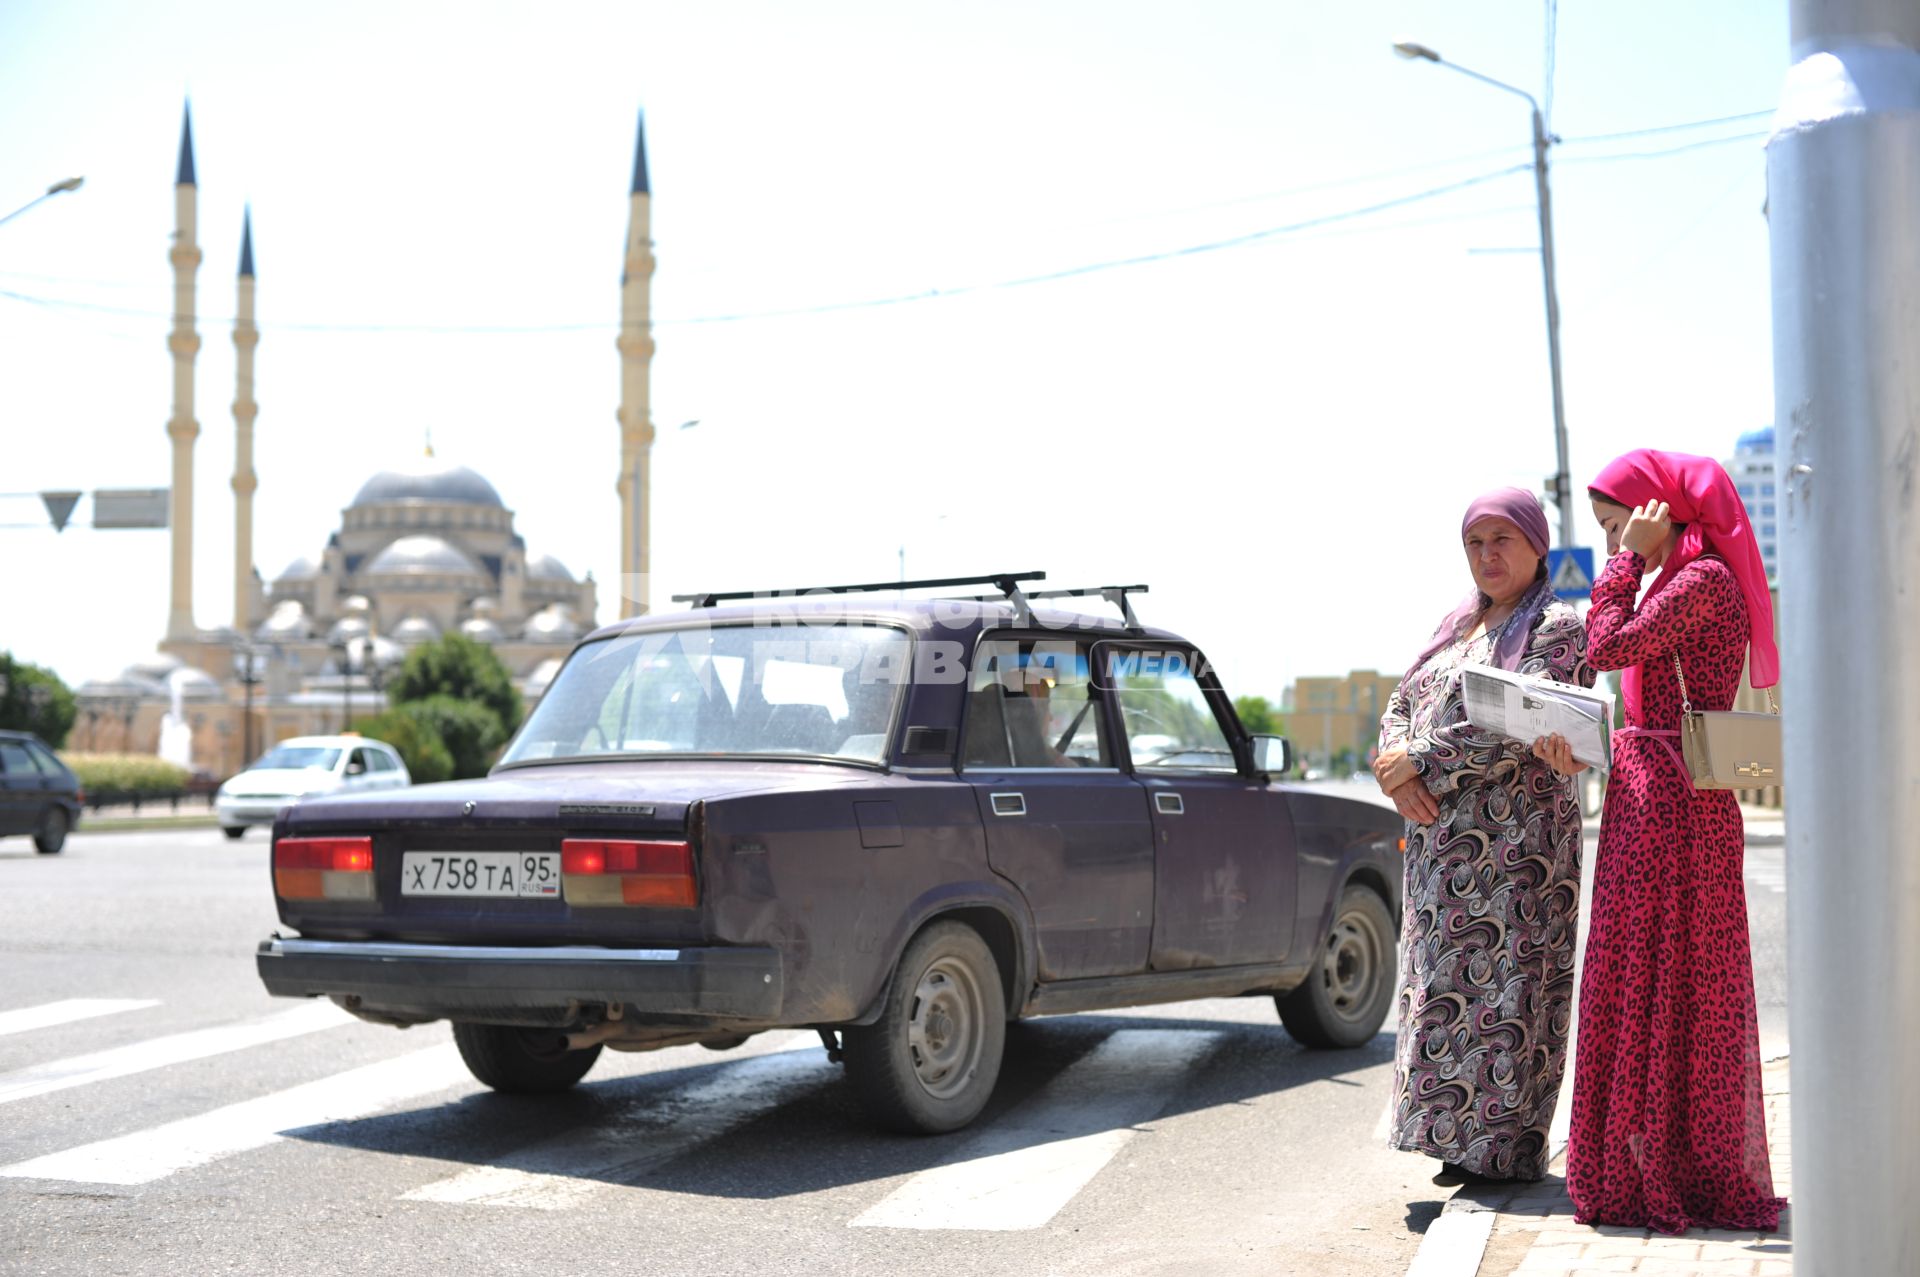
left=1381, top=596, right=1593, bottom=1180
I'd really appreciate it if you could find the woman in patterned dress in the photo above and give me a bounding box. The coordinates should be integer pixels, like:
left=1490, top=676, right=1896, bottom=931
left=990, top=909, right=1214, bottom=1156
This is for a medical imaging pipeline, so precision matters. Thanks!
left=1375, top=487, right=1595, bottom=1185
left=1565, top=450, right=1787, bottom=1233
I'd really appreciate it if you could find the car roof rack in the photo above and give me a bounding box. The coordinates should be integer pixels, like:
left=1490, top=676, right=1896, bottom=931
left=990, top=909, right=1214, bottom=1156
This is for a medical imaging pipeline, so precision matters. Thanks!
left=961, top=583, right=1149, bottom=630
left=672, top=571, right=1048, bottom=621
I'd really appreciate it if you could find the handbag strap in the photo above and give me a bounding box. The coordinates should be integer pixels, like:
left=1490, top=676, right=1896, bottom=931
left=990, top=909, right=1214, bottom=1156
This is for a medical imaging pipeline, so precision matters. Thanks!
left=1671, top=650, right=1782, bottom=717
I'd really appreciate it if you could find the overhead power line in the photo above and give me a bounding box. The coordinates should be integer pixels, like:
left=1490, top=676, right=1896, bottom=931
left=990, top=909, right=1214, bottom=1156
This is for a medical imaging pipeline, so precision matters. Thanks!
left=1558, top=130, right=1768, bottom=165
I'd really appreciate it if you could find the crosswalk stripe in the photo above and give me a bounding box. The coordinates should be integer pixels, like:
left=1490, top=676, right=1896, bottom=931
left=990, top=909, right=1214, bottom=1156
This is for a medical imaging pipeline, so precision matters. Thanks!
left=0, top=1000, right=348, bottom=1107
left=0, top=999, right=162, bottom=1038
left=405, top=1037, right=832, bottom=1209
left=0, top=1044, right=463, bottom=1185
left=850, top=1027, right=1220, bottom=1232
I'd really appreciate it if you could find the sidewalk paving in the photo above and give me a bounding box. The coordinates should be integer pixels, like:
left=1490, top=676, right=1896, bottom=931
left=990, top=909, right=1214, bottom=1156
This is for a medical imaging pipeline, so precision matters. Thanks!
left=1476, top=1056, right=1792, bottom=1276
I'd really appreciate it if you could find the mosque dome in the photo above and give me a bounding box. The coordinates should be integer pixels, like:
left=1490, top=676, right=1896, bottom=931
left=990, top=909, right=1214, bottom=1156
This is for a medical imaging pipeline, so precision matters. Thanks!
left=527, top=553, right=576, bottom=583
left=327, top=615, right=371, bottom=645
left=364, top=535, right=484, bottom=578
left=126, top=653, right=185, bottom=684
left=351, top=460, right=504, bottom=509
left=256, top=599, right=313, bottom=640
left=522, top=603, right=582, bottom=642
left=391, top=615, right=441, bottom=644
left=276, top=556, right=319, bottom=581
left=459, top=615, right=505, bottom=644
left=169, top=667, right=225, bottom=700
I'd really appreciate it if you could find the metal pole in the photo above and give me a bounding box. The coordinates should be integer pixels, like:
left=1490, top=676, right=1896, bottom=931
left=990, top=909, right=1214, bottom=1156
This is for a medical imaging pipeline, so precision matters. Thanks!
left=1532, top=107, right=1575, bottom=549
left=1769, top=5, right=1920, bottom=1272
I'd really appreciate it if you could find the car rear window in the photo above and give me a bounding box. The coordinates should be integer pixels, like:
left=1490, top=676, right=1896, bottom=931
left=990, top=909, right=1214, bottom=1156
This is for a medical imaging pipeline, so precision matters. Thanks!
left=502, top=623, right=912, bottom=766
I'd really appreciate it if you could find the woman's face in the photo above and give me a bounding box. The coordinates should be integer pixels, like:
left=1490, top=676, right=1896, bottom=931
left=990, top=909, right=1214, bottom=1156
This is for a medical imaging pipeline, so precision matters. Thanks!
left=1589, top=495, right=1669, bottom=571
left=1463, top=517, right=1540, bottom=607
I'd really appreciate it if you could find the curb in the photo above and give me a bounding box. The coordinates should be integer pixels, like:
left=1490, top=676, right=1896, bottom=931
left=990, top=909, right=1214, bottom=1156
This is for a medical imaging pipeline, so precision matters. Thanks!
left=1402, top=1136, right=1568, bottom=1277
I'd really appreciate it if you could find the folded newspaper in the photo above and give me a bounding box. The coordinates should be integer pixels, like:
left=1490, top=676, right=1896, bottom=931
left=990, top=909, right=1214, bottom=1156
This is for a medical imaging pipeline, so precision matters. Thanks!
left=1459, top=663, right=1616, bottom=771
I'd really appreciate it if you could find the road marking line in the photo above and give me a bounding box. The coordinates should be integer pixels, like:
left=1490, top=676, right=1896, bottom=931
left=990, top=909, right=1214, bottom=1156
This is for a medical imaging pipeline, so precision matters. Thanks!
left=405, top=1040, right=831, bottom=1209
left=0, top=1001, right=348, bottom=1107
left=0, top=1044, right=462, bottom=1185
left=850, top=1027, right=1220, bottom=1232
left=0, top=999, right=162, bottom=1038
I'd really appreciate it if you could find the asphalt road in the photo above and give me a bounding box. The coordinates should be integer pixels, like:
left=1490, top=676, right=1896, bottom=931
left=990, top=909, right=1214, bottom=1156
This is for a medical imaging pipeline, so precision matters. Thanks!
left=0, top=824, right=1789, bottom=1277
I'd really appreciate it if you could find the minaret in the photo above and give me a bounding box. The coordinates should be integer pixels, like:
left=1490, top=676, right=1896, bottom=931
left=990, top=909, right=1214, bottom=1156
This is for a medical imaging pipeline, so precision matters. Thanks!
left=165, top=102, right=202, bottom=640
left=231, top=208, right=259, bottom=633
left=615, top=110, right=656, bottom=618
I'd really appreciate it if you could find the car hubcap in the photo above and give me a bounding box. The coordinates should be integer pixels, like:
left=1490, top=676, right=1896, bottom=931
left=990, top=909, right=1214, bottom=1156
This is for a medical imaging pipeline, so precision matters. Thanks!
left=906, top=957, right=983, bottom=1100
left=1321, top=906, right=1384, bottom=1024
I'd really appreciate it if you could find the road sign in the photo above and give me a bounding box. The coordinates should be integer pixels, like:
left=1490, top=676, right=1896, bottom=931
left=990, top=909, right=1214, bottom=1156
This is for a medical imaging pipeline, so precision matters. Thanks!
left=39, top=490, right=80, bottom=532
left=92, top=488, right=169, bottom=529
left=1548, top=547, right=1595, bottom=600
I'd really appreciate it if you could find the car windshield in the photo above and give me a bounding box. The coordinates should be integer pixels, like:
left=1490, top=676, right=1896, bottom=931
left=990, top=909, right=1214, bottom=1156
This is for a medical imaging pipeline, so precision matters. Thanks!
left=501, top=623, right=912, bottom=766
left=252, top=746, right=342, bottom=771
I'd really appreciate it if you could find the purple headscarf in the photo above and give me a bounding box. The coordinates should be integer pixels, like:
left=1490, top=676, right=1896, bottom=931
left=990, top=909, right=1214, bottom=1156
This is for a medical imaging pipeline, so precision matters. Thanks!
left=1399, top=487, right=1555, bottom=692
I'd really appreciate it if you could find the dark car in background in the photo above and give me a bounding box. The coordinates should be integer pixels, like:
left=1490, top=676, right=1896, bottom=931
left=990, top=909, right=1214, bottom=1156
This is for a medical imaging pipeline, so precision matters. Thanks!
left=257, top=574, right=1403, bottom=1134
left=0, top=730, right=82, bottom=854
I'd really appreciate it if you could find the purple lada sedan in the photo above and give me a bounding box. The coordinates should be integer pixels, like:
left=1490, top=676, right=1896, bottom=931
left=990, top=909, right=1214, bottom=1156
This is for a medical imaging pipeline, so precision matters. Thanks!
left=257, top=573, right=1402, bottom=1134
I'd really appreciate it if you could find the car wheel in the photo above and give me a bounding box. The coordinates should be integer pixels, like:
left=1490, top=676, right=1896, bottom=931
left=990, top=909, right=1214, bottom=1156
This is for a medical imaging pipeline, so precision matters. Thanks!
left=451, top=1023, right=603, bottom=1093
left=843, top=920, right=1005, bottom=1134
left=221, top=826, right=247, bottom=841
left=33, top=807, right=68, bottom=855
left=1278, top=884, right=1395, bottom=1049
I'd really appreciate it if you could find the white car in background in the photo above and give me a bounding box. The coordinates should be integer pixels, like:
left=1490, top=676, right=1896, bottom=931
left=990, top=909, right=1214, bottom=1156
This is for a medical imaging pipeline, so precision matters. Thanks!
left=216, top=735, right=411, bottom=840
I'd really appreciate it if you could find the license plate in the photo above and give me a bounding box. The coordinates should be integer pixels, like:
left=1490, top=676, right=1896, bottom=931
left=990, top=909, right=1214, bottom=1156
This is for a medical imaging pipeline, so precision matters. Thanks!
left=401, top=852, right=561, bottom=898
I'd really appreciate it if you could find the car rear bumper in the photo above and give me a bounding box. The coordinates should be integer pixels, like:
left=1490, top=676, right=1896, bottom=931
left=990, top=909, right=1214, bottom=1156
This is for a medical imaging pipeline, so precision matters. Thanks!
left=255, top=936, right=783, bottom=1022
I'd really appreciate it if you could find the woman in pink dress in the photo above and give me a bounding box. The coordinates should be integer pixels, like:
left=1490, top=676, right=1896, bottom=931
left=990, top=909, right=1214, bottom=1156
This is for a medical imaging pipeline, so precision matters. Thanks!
left=1562, top=449, right=1787, bottom=1234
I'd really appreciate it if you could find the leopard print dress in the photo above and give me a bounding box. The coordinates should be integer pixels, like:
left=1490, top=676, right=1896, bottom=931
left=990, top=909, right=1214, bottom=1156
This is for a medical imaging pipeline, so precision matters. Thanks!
left=1566, top=550, right=1787, bottom=1233
left=1381, top=596, right=1593, bottom=1180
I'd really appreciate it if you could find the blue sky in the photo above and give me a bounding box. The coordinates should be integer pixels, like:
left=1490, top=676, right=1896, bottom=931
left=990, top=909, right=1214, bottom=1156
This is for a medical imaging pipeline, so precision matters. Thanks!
left=0, top=0, right=1788, bottom=703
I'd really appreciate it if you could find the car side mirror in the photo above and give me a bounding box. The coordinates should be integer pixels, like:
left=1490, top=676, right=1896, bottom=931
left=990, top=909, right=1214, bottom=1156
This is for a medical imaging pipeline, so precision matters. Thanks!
left=1250, top=734, right=1292, bottom=776
left=345, top=761, right=366, bottom=776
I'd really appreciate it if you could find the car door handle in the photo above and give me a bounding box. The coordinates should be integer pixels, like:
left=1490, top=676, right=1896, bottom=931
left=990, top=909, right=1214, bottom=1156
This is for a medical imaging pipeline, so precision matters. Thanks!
left=990, top=792, right=1026, bottom=817
left=1155, top=792, right=1185, bottom=816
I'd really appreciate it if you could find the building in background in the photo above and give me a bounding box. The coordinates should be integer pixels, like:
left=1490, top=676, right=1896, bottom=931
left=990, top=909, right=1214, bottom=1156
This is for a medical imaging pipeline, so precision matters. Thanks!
left=71, top=107, right=652, bottom=776
left=1281, top=669, right=1401, bottom=775
left=1727, top=425, right=1779, bottom=582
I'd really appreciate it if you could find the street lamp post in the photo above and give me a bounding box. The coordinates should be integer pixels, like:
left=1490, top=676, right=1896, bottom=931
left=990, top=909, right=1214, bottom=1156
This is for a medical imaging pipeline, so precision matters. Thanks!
left=232, top=644, right=265, bottom=767
left=1393, top=42, right=1576, bottom=549
left=0, top=176, right=84, bottom=228
left=330, top=640, right=353, bottom=733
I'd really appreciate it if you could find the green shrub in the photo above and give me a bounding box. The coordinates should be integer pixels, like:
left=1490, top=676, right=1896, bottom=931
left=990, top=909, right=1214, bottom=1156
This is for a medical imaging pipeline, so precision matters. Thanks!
left=65, top=753, right=191, bottom=804
left=386, top=634, right=524, bottom=736
left=0, top=653, right=77, bottom=748
left=387, top=696, right=506, bottom=780
left=350, top=711, right=455, bottom=785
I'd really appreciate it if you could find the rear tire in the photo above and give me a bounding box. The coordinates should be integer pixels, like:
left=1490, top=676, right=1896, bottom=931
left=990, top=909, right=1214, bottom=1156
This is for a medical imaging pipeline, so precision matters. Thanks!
left=1278, top=884, right=1395, bottom=1049
left=221, top=826, right=246, bottom=841
left=33, top=807, right=68, bottom=855
left=451, top=1022, right=603, bottom=1093
left=844, top=920, right=1005, bottom=1134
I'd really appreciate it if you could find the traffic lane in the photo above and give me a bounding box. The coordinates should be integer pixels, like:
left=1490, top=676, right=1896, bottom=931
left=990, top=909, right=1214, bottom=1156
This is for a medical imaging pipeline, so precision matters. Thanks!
left=1, top=1012, right=1421, bottom=1277
left=0, top=826, right=286, bottom=1074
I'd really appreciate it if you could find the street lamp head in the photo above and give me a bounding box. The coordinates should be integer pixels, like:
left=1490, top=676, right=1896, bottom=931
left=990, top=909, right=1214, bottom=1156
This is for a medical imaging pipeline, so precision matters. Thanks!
left=47, top=176, right=84, bottom=195
left=1392, top=41, right=1441, bottom=62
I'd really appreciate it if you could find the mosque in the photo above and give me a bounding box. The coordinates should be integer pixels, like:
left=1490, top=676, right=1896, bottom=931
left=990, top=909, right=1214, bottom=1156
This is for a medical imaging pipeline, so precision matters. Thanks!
left=72, top=106, right=659, bottom=775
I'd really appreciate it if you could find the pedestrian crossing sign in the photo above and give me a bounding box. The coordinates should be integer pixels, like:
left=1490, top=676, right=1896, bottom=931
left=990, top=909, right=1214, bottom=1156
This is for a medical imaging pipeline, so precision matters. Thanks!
left=1549, top=547, right=1595, bottom=600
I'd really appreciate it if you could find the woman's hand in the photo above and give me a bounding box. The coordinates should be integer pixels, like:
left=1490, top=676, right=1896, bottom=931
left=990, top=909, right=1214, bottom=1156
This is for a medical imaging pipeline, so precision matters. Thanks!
left=1373, top=746, right=1419, bottom=793
left=1531, top=733, right=1589, bottom=777
left=1390, top=776, right=1439, bottom=825
left=1620, top=499, right=1672, bottom=558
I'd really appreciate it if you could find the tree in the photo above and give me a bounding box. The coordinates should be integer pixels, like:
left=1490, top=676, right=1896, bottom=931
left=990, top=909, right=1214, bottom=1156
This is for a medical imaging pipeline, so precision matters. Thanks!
left=1233, top=695, right=1283, bottom=736
left=393, top=695, right=508, bottom=780
left=351, top=709, right=455, bottom=785
left=386, top=634, right=524, bottom=736
left=0, top=652, right=76, bottom=747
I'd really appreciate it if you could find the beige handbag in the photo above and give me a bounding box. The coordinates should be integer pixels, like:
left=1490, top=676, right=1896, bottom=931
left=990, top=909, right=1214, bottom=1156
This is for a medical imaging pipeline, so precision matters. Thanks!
left=1674, top=653, right=1783, bottom=790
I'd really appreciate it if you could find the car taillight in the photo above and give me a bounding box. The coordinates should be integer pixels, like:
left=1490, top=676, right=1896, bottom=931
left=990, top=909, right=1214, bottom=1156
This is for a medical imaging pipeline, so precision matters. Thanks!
left=274, top=836, right=375, bottom=901
left=561, top=838, right=696, bottom=908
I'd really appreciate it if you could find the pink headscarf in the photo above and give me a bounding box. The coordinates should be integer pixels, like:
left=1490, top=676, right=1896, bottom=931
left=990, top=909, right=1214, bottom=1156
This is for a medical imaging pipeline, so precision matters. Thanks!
left=1400, top=487, right=1555, bottom=692
left=1590, top=449, right=1778, bottom=722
